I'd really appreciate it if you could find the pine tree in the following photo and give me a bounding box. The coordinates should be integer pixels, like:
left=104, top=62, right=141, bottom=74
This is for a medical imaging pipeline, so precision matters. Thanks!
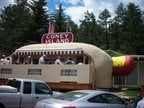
left=30, top=0, right=48, bottom=42
left=54, top=4, right=66, bottom=32
left=122, top=3, right=144, bottom=54
left=98, top=9, right=111, bottom=49
left=0, top=1, right=35, bottom=55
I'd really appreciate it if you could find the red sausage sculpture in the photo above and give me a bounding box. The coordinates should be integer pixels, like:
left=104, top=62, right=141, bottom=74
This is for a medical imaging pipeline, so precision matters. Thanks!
left=112, top=55, right=135, bottom=76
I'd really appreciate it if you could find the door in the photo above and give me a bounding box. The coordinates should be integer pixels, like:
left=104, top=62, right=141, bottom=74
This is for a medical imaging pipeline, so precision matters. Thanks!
left=21, top=82, right=34, bottom=108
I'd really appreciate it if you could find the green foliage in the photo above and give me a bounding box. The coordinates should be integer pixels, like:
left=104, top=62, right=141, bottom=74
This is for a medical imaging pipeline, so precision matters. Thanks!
left=122, top=3, right=144, bottom=54
left=109, top=3, right=126, bottom=51
left=0, top=2, right=144, bottom=56
left=54, top=4, right=66, bottom=32
left=124, top=88, right=139, bottom=97
left=78, top=11, right=102, bottom=46
left=98, top=9, right=111, bottom=28
left=115, top=3, right=126, bottom=24
left=105, top=50, right=124, bottom=57
left=98, top=9, right=111, bottom=49
left=0, top=0, right=48, bottom=55
left=29, top=0, right=48, bottom=42
left=0, top=1, right=35, bottom=55
left=52, top=4, right=79, bottom=40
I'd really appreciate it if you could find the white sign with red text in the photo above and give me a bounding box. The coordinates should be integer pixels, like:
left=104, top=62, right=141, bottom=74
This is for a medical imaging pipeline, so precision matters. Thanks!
left=41, top=32, right=74, bottom=43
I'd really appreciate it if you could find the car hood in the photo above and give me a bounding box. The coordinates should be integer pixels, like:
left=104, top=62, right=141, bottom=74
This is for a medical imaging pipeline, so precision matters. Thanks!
left=52, top=91, right=63, bottom=97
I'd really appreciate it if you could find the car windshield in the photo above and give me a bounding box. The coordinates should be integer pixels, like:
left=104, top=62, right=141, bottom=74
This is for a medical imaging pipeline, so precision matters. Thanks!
left=55, top=92, right=88, bottom=101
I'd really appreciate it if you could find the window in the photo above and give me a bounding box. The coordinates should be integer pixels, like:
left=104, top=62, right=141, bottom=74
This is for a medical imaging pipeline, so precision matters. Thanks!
left=88, top=94, right=124, bottom=104
left=103, top=94, right=124, bottom=104
left=61, top=69, right=77, bottom=76
left=88, top=95, right=104, bottom=103
left=35, top=82, right=50, bottom=94
left=23, top=82, right=31, bottom=94
left=55, top=92, right=88, bottom=101
left=28, top=69, right=41, bottom=75
left=6, top=80, right=21, bottom=92
left=0, top=68, right=12, bottom=74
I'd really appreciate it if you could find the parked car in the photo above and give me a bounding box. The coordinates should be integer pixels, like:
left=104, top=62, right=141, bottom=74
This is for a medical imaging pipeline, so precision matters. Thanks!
left=0, top=78, right=61, bottom=108
left=35, top=90, right=132, bottom=108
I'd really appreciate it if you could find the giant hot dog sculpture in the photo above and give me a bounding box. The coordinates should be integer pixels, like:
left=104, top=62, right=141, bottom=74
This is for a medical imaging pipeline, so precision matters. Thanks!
left=112, top=55, right=135, bottom=76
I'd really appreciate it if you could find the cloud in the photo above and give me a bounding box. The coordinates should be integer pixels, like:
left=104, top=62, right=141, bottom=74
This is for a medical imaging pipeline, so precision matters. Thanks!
left=64, top=0, right=116, bottom=25
left=83, top=0, right=116, bottom=17
left=64, top=6, right=93, bottom=25
left=0, top=0, right=15, bottom=10
left=64, top=0, right=144, bottom=25
left=0, top=0, right=39, bottom=10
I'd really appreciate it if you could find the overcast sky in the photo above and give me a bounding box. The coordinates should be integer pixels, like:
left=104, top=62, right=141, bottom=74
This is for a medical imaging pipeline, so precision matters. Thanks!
left=0, top=0, right=144, bottom=25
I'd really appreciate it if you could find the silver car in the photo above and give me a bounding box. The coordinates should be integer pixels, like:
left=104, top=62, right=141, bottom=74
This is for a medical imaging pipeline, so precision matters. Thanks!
left=34, top=90, right=132, bottom=108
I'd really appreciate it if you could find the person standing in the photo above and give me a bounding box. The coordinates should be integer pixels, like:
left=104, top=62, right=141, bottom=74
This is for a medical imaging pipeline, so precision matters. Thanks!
left=134, top=92, right=142, bottom=108
left=136, top=92, right=144, bottom=108
left=0, top=55, right=6, bottom=64
left=25, top=56, right=33, bottom=64
left=15, top=56, right=21, bottom=64
left=65, top=57, right=75, bottom=64
left=55, top=56, right=63, bottom=64
left=38, top=55, right=46, bottom=64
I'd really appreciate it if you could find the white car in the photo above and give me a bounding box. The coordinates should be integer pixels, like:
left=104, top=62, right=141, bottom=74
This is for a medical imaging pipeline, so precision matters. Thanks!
left=35, top=90, right=132, bottom=108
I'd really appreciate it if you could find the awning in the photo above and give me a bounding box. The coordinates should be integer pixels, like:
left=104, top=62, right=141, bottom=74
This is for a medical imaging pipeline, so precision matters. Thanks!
left=13, top=48, right=84, bottom=56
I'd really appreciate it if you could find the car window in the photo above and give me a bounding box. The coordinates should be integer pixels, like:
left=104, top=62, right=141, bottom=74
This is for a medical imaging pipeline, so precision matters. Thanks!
left=102, top=94, right=124, bottom=104
left=88, top=94, right=106, bottom=103
left=88, top=93, right=124, bottom=104
left=23, top=82, right=31, bottom=94
left=35, top=82, right=50, bottom=94
left=6, top=80, right=21, bottom=92
left=55, top=92, right=88, bottom=101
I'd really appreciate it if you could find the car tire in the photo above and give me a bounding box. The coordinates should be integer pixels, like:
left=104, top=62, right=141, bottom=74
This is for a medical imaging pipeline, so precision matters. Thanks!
left=0, top=103, right=5, bottom=108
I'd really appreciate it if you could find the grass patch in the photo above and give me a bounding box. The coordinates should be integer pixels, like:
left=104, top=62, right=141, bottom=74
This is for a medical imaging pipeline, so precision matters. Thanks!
left=124, top=88, right=140, bottom=98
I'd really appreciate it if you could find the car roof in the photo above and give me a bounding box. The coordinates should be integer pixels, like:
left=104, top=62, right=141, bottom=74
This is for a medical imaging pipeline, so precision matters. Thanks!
left=8, top=78, right=44, bottom=83
left=52, top=90, right=117, bottom=102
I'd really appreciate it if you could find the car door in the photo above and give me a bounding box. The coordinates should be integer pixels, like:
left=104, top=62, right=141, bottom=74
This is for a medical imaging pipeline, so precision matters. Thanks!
left=21, top=82, right=34, bottom=108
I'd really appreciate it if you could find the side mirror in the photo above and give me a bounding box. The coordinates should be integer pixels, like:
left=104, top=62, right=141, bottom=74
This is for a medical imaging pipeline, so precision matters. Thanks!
left=49, top=89, right=53, bottom=95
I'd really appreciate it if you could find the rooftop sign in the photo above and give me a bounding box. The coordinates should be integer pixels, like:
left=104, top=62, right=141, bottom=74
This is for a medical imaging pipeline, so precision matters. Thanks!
left=41, top=32, right=74, bottom=44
